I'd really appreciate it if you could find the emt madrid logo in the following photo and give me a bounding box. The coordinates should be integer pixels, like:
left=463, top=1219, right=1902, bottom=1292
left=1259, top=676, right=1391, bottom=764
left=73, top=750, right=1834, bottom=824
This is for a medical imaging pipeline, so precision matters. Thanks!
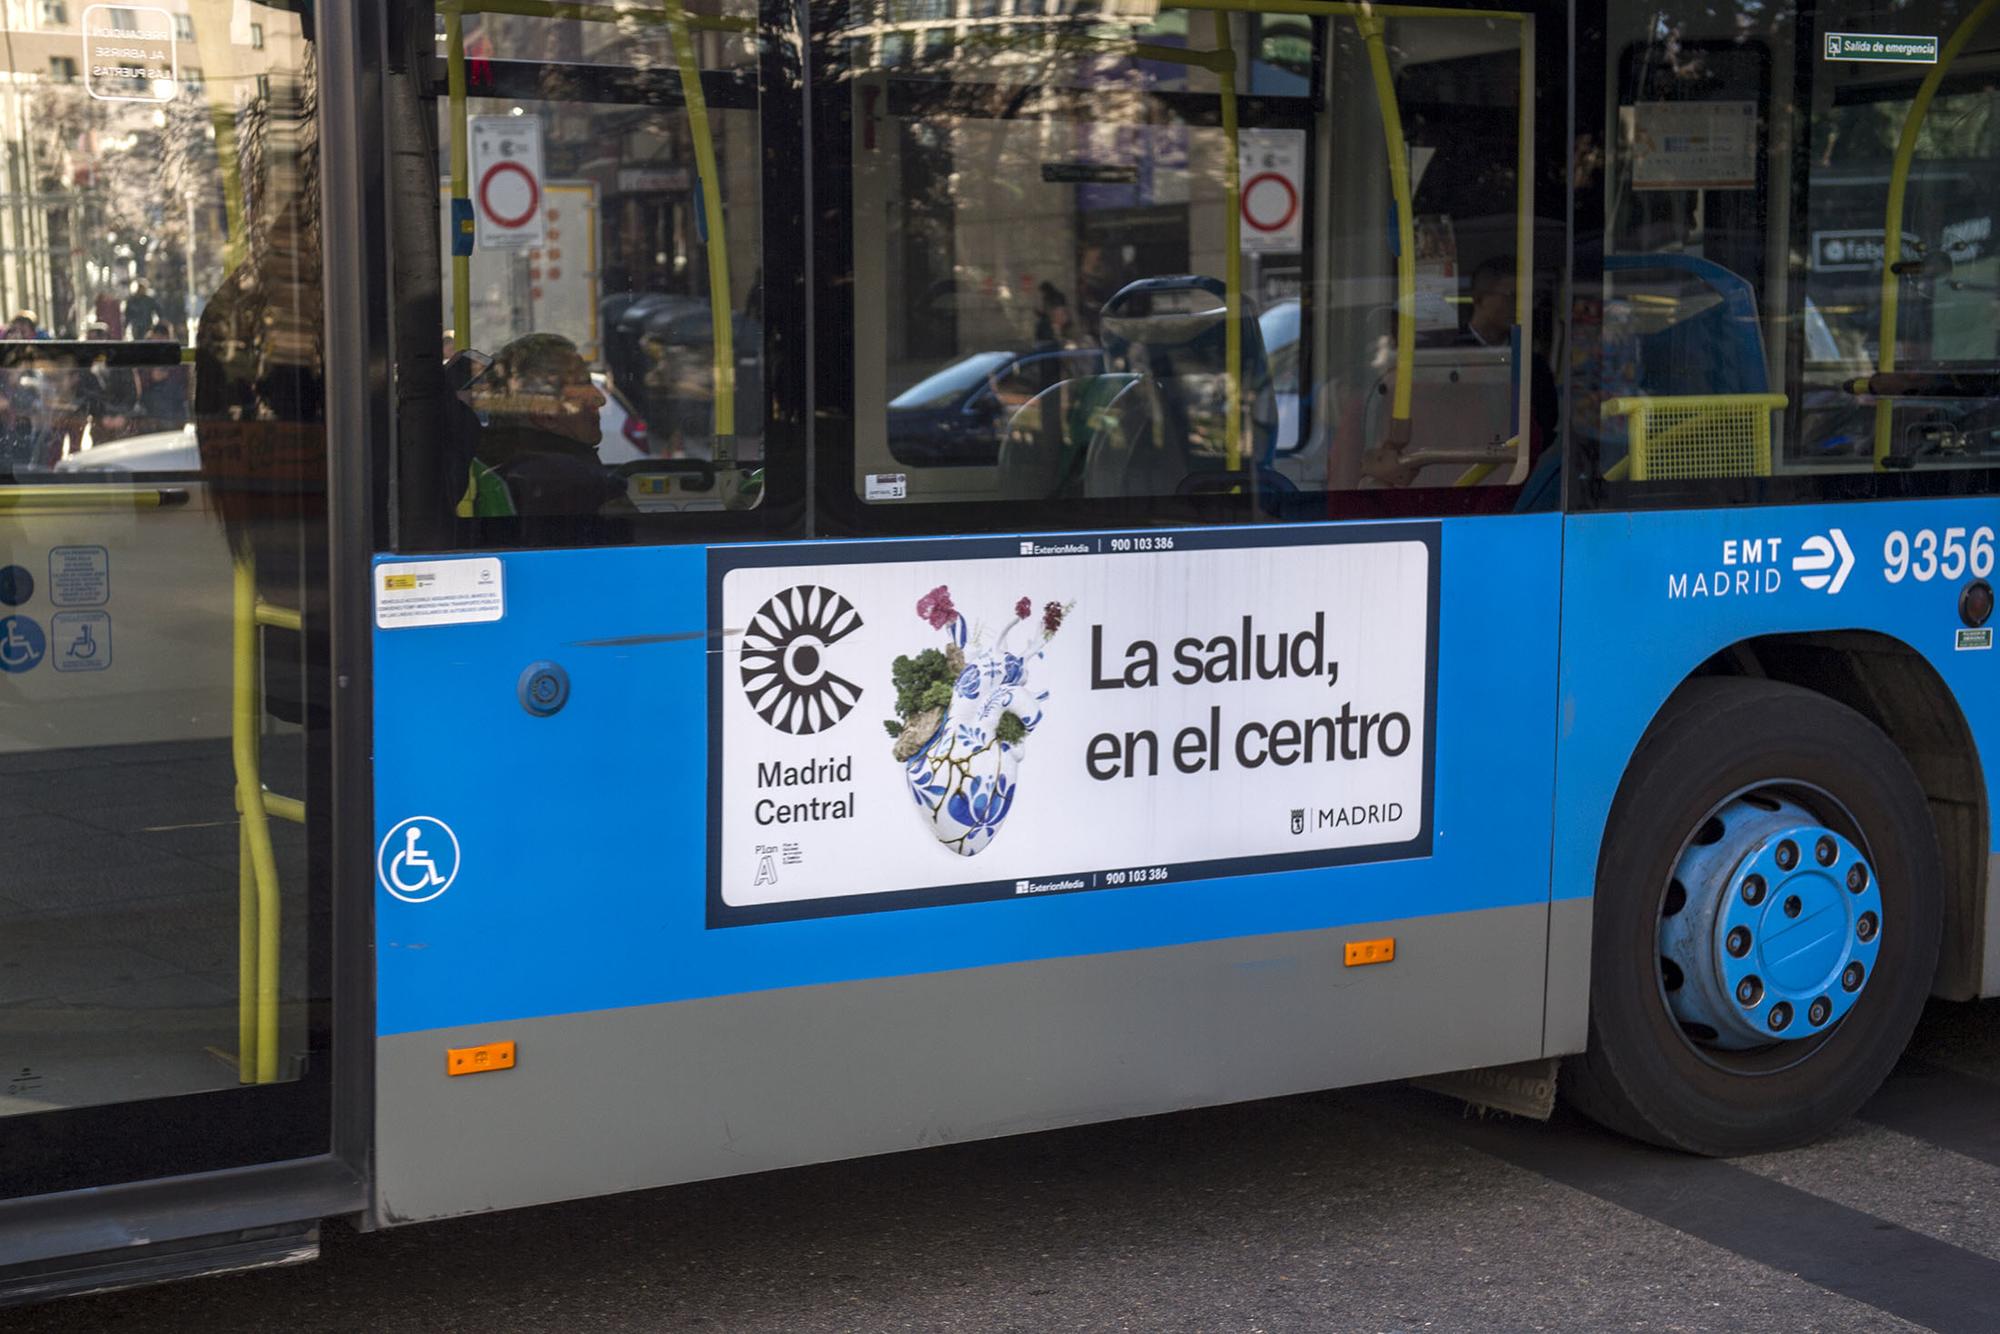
left=740, top=584, right=864, bottom=734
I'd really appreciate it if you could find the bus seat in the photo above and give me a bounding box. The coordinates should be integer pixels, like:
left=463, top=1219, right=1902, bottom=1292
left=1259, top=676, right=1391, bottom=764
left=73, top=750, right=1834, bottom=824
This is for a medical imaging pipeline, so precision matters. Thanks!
left=995, top=373, right=1140, bottom=500
left=1081, top=276, right=1276, bottom=500
left=1598, top=254, right=1785, bottom=480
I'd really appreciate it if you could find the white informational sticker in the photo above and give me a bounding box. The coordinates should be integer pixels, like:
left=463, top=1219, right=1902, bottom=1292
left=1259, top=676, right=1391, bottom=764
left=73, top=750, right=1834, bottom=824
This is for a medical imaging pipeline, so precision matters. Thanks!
left=375, top=558, right=505, bottom=629
left=709, top=530, right=1437, bottom=924
left=48, top=546, right=110, bottom=607
left=864, top=473, right=909, bottom=501
left=1627, top=100, right=1758, bottom=191
left=51, top=611, right=111, bottom=672
left=470, top=115, right=548, bottom=252
left=1238, top=128, right=1306, bottom=254
left=83, top=4, right=177, bottom=103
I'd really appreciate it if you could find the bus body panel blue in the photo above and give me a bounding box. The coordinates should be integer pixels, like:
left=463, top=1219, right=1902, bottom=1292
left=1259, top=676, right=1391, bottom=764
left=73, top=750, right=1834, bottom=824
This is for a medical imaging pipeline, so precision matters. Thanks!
left=1554, top=500, right=2000, bottom=916
left=371, top=513, right=1562, bottom=1038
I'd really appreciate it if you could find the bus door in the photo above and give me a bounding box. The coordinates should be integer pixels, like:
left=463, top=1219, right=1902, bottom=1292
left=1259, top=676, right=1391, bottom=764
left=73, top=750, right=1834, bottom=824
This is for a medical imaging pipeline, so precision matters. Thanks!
left=0, top=0, right=351, bottom=1276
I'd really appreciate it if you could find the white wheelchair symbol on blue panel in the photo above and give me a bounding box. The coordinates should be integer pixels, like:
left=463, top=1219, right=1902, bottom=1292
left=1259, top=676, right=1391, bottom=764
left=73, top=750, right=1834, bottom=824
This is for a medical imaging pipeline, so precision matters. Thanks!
left=377, top=816, right=462, bottom=903
left=0, top=615, right=44, bottom=673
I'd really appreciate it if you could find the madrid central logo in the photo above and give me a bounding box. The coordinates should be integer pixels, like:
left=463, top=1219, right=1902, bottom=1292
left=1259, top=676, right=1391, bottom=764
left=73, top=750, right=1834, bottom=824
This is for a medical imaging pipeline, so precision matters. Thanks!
left=740, top=584, right=864, bottom=734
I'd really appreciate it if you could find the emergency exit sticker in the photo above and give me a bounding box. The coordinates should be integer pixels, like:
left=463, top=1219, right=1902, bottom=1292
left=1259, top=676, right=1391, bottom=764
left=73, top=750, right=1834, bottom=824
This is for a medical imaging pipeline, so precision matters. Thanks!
left=375, top=558, right=505, bottom=629
left=1824, top=32, right=1939, bottom=63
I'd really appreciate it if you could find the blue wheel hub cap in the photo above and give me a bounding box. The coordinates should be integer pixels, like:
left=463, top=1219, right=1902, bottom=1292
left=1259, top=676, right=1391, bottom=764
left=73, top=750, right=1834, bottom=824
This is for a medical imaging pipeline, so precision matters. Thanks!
left=1659, top=795, right=1883, bottom=1049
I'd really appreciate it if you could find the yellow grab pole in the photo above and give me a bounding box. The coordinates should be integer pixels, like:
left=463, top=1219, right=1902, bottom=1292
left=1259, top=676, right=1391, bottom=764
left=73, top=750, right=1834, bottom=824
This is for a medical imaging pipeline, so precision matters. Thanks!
left=1357, top=5, right=1416, bottom=444
left=1513, top=19, right=1533, bottom=472
left=1872, top=0, right=1999, bottom=466
left=468, top=0, right=753, bottom=31
left=1217, top=13, right=1243, bottom=473
left=446, top=0, right=473, bottom=348
left=237, top=816, right=256, bottom=1082
left=232, top=558, right=283, bottom=1083
left=1166, top=0, right=1526, bottom=20
left=665, top=0, right=738, bottom=463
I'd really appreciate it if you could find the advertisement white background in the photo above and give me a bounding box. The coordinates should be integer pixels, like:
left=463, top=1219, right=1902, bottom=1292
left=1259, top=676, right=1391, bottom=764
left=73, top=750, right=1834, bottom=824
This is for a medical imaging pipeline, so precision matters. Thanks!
left=716, top=537, right=1433, bottom=915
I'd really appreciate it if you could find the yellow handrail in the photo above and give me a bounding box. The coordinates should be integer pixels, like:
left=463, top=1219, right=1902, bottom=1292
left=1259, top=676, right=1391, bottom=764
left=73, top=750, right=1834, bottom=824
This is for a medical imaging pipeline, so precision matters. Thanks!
left=232, top=558, right=281, bottom=1082
left=1871, top=0, right=2000, bottom=467
left=0, top=487, right=186, bottom=511
left=1217, top=14, right=1243, bottom=473
left=446, top=0, right=472, bottom=344
left=1355, top=5, right=1415, bottom=445
left=232, top=557, right=306, bottom=1083
left=664, top=0, right=737, bottom=458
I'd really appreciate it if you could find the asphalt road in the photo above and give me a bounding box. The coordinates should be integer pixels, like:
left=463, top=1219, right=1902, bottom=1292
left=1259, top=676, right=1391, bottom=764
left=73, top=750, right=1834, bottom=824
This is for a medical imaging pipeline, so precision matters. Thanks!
left=22, top=999, right=2000, bottom=1332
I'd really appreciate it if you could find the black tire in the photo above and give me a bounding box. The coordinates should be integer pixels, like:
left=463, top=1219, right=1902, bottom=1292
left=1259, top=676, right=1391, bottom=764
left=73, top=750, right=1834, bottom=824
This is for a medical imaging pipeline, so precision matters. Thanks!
left=1563, top=678, right=1943, bottom=1155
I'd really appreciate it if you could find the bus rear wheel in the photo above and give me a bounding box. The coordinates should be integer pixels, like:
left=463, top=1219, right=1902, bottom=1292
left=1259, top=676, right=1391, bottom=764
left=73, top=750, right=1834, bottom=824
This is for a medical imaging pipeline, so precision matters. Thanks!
left=1564, top=678, right=1943, bottom=1155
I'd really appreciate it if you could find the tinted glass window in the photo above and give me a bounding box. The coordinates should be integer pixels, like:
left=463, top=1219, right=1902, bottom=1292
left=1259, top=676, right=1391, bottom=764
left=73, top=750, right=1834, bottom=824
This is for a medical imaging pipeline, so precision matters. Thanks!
left=395, top=0, right=786, bottom=548
left=817, top=0, right=1564, bottom=531
left=1574, top=0, right=2000, bottom=499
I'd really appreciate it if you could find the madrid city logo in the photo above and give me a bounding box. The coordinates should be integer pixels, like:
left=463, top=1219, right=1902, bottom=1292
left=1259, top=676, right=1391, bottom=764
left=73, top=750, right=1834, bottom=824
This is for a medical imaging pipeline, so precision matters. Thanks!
left=740, top=584, right=864, bottom=734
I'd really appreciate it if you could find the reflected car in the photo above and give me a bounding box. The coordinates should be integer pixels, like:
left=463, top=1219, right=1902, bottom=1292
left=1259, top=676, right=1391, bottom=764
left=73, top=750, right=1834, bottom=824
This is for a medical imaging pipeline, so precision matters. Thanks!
left=1259, top=299, right=1302, bottom=450
left=54, top=424, right=200, bottom=473
left=887, top=346, right=1106, bottom=467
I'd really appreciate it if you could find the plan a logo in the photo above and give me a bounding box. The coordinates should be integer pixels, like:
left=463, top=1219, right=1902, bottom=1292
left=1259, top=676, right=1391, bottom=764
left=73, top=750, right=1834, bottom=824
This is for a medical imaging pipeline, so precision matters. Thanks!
left=740, top=585, right=864, bottom=734
left=1793, top=528, right=1855, bottom=593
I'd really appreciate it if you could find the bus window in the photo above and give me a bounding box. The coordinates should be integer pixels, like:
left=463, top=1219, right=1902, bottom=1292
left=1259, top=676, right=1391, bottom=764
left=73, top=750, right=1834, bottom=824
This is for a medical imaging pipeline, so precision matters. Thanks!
left=1578, top=0, right=2000, bottom=489
left=825, top=2, right=1563, bottom=523
left=402, top=0, right=770, bottom=544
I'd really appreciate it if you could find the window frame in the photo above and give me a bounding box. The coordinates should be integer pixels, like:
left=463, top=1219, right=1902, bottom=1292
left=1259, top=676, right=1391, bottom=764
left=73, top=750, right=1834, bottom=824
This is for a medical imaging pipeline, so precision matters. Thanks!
left=387, top=0, right=810, bottom=555
left=808, top=0, right=1571, bottom=540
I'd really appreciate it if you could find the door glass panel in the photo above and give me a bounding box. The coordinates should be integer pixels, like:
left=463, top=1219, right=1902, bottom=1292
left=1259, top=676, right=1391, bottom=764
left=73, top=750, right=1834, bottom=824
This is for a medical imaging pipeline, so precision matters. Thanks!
left=1577, top=0, right=2000, bottom=487
left=0, top=0, right=327, bottom=1187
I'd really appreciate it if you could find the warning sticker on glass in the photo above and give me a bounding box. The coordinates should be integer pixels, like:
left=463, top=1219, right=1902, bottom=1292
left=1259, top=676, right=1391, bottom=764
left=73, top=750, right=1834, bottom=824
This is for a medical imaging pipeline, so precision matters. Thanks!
left=375, top=558, right=505, bottom=629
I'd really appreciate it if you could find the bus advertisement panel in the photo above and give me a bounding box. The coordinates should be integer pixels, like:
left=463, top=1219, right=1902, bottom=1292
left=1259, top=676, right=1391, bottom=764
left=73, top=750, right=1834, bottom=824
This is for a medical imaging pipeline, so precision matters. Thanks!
left=710, top=528, right=1438, bottom=923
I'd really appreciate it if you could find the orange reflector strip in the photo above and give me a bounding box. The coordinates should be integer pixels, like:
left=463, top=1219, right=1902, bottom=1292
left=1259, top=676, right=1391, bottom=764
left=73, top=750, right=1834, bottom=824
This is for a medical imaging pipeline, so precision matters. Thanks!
left=1344, top=938, right=1396, bottom=967
left=446, top=1040, right=516, bottom=1076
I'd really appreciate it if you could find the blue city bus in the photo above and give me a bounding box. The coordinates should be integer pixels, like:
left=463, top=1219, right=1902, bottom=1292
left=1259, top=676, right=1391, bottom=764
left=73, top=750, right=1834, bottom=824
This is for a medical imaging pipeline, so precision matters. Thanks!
left=5, top=0, right=2000, bottom=1300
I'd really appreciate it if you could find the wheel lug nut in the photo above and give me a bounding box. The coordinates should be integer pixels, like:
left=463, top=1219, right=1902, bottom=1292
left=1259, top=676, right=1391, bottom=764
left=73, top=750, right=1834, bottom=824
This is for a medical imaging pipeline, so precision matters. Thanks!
left=1769, top=1001, right=1794, bottom=1031
left=1742, top=874, right=1767, bottom=906
left=1784, top=895, right=1803, bottom=918
left=1816, top=836, right=1838, bottom=866
left=1726, top=926, right=1752, bottom=957
left=1843, top=961, right=1866, bottom=991
left=1737, top=975, right=1764, bottom=1006
left=1776, top=840, right=1799, bottom=871
left=1857, top=911, right=1879, bottom=943
left=1809, top=996, right=1832, bottom=1025
left=1847, top=864, right=1869, bottom=893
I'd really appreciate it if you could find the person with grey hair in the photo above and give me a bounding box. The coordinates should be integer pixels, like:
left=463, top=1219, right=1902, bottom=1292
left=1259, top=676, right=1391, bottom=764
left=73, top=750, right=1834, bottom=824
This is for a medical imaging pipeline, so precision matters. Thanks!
left=458, top=332, right=626, bottom=517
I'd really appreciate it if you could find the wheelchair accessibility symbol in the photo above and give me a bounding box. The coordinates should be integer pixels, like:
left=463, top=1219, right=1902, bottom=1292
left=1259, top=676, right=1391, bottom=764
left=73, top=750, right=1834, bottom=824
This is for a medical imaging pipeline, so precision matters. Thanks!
left=377, top=816, right=462, bottom=903
left=0, top=615, right=45, bottom=673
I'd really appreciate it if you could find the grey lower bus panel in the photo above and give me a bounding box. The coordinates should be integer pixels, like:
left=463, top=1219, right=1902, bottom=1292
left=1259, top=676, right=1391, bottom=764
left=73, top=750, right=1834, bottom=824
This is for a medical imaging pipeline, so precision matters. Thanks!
left=373, top=900, right=1552, bottom=1226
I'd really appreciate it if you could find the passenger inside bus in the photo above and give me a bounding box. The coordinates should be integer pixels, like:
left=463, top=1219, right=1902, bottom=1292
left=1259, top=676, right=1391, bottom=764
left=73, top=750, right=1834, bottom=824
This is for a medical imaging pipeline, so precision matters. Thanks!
left=455, top=333, right=630, bottom=519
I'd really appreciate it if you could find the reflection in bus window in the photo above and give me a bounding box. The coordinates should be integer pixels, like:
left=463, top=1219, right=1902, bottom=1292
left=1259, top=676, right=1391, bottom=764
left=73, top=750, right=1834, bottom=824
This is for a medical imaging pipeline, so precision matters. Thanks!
left=832, top=6, right=1560, bottom=516
left=409, top=0, right=768, bottom=534
left=1580, top=0, right=2000, bottom=486
left=1, top=1, right=329, bottom=1132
